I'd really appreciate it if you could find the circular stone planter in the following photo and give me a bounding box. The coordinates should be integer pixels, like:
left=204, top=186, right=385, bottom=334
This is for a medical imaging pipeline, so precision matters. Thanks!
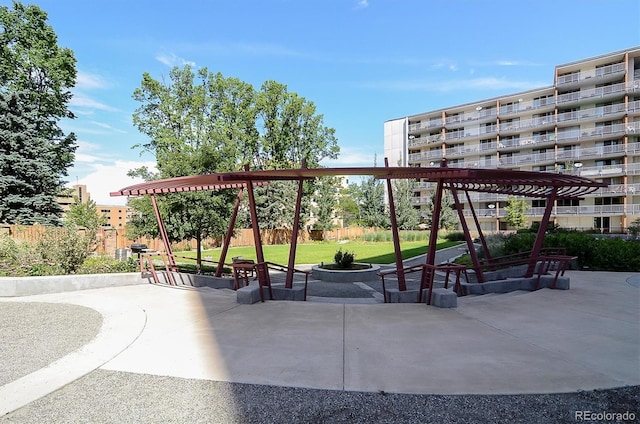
left=311, top=263, right=380, bottom=282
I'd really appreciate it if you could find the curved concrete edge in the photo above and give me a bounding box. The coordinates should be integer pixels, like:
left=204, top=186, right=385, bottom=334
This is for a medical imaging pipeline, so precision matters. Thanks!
left=0, top=298, right=147, bottom=416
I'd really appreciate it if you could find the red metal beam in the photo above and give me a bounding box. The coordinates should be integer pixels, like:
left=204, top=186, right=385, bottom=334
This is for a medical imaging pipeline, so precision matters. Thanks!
left=286, top=177, right=305, bottom=289
left=465, top=190, right=492, bottom=264
left=216, top=189, right=243, bottom=277
left=384, top=157, right=407, bottom=291
left=450, top=187, right=484, bottom=283
left=149, top=194, right=176, bottom=285
left=244, top=165, right=265, bottom=265
left=526, top=189, right=557, bottom=277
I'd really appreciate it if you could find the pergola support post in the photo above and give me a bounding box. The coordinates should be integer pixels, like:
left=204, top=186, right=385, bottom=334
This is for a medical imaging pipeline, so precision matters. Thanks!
left=526, top=189, right=557, bottom=277
left=244, top=165, right=265, bottom=265
left=465, top=191, right=492, bottom=264
left=150, top=194, right=176, bottom=285
left=451, top=188, right=484, bottom=283
left=285, top=177, right=305, bottom=288
left=385, top=157, right=407, bottom=291
left=215, top=188, right=243, bottom=277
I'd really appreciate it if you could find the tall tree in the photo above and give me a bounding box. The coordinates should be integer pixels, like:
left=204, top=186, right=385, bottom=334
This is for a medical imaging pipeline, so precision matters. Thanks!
left=129, top=66, right=340, bottom=261
left=423, top=191, right=458, bottom=230
left=337, top=183, right=360, bottom=227
left=312, top=176, right=339, bottom=233
left=392, top=178, right=420, bottom=230
left=0, top=2, right=77, bottom=225
left=504, top=196, right=529, bottom=229
left=131, top=66, right=249, bottom=269
left=355, top=176, right=390, bottom=229
left=255, top=80, right=339, bottom=170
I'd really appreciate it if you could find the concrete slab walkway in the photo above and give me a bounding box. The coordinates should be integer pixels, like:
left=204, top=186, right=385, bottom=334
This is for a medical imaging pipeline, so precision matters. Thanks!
left=0, top=271, right=638, bottom=417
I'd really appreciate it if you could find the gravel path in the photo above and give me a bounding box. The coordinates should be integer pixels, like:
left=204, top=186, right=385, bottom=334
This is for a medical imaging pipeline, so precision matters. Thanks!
left=0, top=302, right=102, bottom=385
left=3, top=370, right=638, bottom=423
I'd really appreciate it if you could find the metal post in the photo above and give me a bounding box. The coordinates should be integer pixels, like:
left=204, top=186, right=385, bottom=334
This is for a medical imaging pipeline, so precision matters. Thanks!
left=150, top=194, right=176, bottom=285
left=216, top=188, right=243, bottom=277
left=451, top=188, right=484, bottom=283
left=384, top=157, right=407, bottom=291
left=465, top=191, right=492, bottom=263
left=244, top=165, right=265, bottom=265
left=286, top=177, right=305, bottom=288
left=525, top=189, right=557, bottom=277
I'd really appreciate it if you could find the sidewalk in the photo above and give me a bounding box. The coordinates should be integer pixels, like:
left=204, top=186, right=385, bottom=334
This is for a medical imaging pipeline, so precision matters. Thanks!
left=0, top=270, right=638, bottom=422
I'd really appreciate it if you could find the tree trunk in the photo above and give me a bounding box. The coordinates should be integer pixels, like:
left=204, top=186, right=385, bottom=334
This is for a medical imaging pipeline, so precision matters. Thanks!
left=196, top=235, right=202, bottom=274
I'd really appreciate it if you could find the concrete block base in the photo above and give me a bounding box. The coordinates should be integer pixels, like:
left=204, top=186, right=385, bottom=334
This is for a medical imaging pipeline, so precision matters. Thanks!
left=236, top=284, right=307, bottom=304
left=430, top=288, right=457, bottom=308
left=237, top=285, right=263, bottom=304
left=385, top=288, right=420, bottom=303
left=157, top=272, right=235, bottom=289
left=272, top=285, right=306, bottom=301
left=385, top=288, right=457, bottom=308
left=462, top=275, right=570, bottom=295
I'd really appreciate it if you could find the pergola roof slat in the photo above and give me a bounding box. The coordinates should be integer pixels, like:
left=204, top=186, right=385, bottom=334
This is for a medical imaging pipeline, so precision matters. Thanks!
left=110, top=166, right=606, bottom=200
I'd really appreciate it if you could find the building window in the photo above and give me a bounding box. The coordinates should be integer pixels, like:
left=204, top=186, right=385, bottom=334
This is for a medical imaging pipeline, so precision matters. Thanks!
left=557, top=199, right=579, bottom=207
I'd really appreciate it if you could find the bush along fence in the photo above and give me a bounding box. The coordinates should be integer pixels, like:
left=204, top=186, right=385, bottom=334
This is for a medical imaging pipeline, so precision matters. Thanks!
left=0, top=224, right=379, bottom=256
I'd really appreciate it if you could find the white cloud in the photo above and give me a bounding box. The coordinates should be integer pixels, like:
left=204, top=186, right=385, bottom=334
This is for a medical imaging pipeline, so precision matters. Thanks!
left=155, top=53, right=196, bottom=67
left=355, top=0, right=369, bottom=10
left=76, top=71, right=109, bottom=90
left=69, top=160, right=158, bottom=206
left=359, top=77, right=546, bottom=93
left=320, top=146, right=379, bottom=168
left=70, top=93, right=118, bottom=112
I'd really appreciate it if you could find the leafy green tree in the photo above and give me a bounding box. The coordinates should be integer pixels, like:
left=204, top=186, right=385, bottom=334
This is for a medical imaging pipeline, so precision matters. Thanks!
left=65, top=197, right=107, bottom=232
left=131, top=66, right=246, bottom=270
left=504, top=196, right=529, bottom=229
left=64, top=196, right=107, bottom=252
left=0, top=2, right=77, bottom=225
left=255, top=80, right=339, bottom=169
left=392, top=179, right=420, bottom=230
left=129, top=66, right=340, bottom=260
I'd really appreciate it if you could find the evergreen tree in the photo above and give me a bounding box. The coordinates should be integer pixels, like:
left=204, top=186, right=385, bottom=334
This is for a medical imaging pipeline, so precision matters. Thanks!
left=312, top=176, right=339, bottom=233
left=0, top=2, right=77, bottom=225
left=423, top=191, right=458, bottom=230
left=0, top=91, right=67, bottom=225
left=392, top=178, right=420, bottom=230
left=356, top=176, right=390, bottom=229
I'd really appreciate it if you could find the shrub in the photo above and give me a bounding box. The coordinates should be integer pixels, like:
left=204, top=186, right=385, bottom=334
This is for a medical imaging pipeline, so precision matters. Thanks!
left=78, top=256, right=139, bottom=274
left=444, top=232, right=466, bottom=242
left=35, top=227, right=90, bottom=274
left=334, top=248, right=355, bottom=269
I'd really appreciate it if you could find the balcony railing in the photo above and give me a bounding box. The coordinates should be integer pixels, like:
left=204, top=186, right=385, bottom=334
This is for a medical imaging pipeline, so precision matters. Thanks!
left=557, top=62, right=625, bottom=86
left=408, top=133, right=443, bottom=148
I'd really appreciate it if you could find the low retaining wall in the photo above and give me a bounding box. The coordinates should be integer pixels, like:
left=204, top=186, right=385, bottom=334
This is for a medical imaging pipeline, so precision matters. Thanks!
left=0, top=273, right=149, bottom=297
left=311, top=264, right=380, bottom=282
left=154, top=271, right=235, bottom=289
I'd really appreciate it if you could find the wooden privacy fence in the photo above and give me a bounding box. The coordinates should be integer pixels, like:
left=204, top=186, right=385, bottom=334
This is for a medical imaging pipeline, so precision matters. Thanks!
left=0, top=225, right=375, bottom=255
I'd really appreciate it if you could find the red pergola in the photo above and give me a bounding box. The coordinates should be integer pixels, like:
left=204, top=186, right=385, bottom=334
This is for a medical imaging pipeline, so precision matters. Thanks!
left=111, top=160, right=606, bottom=291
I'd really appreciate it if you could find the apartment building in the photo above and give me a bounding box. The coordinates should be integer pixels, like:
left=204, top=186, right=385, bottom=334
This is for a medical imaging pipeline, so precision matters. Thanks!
left=58, top=184, right=132, bottom=229
left=384, top=47, right=640, bottom=233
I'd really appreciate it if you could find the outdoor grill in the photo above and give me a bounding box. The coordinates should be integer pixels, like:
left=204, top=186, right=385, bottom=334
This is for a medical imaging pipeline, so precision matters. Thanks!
left=130, top=243, right=148, bottom=254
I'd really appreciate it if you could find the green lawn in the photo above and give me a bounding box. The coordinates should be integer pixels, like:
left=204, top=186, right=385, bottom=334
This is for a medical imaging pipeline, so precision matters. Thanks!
left=174, top=240, right=461, bottom=266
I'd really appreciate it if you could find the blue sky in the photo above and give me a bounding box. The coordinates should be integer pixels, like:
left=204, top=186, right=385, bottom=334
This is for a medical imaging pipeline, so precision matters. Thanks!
left=25, top=0, right=640, bottom=204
